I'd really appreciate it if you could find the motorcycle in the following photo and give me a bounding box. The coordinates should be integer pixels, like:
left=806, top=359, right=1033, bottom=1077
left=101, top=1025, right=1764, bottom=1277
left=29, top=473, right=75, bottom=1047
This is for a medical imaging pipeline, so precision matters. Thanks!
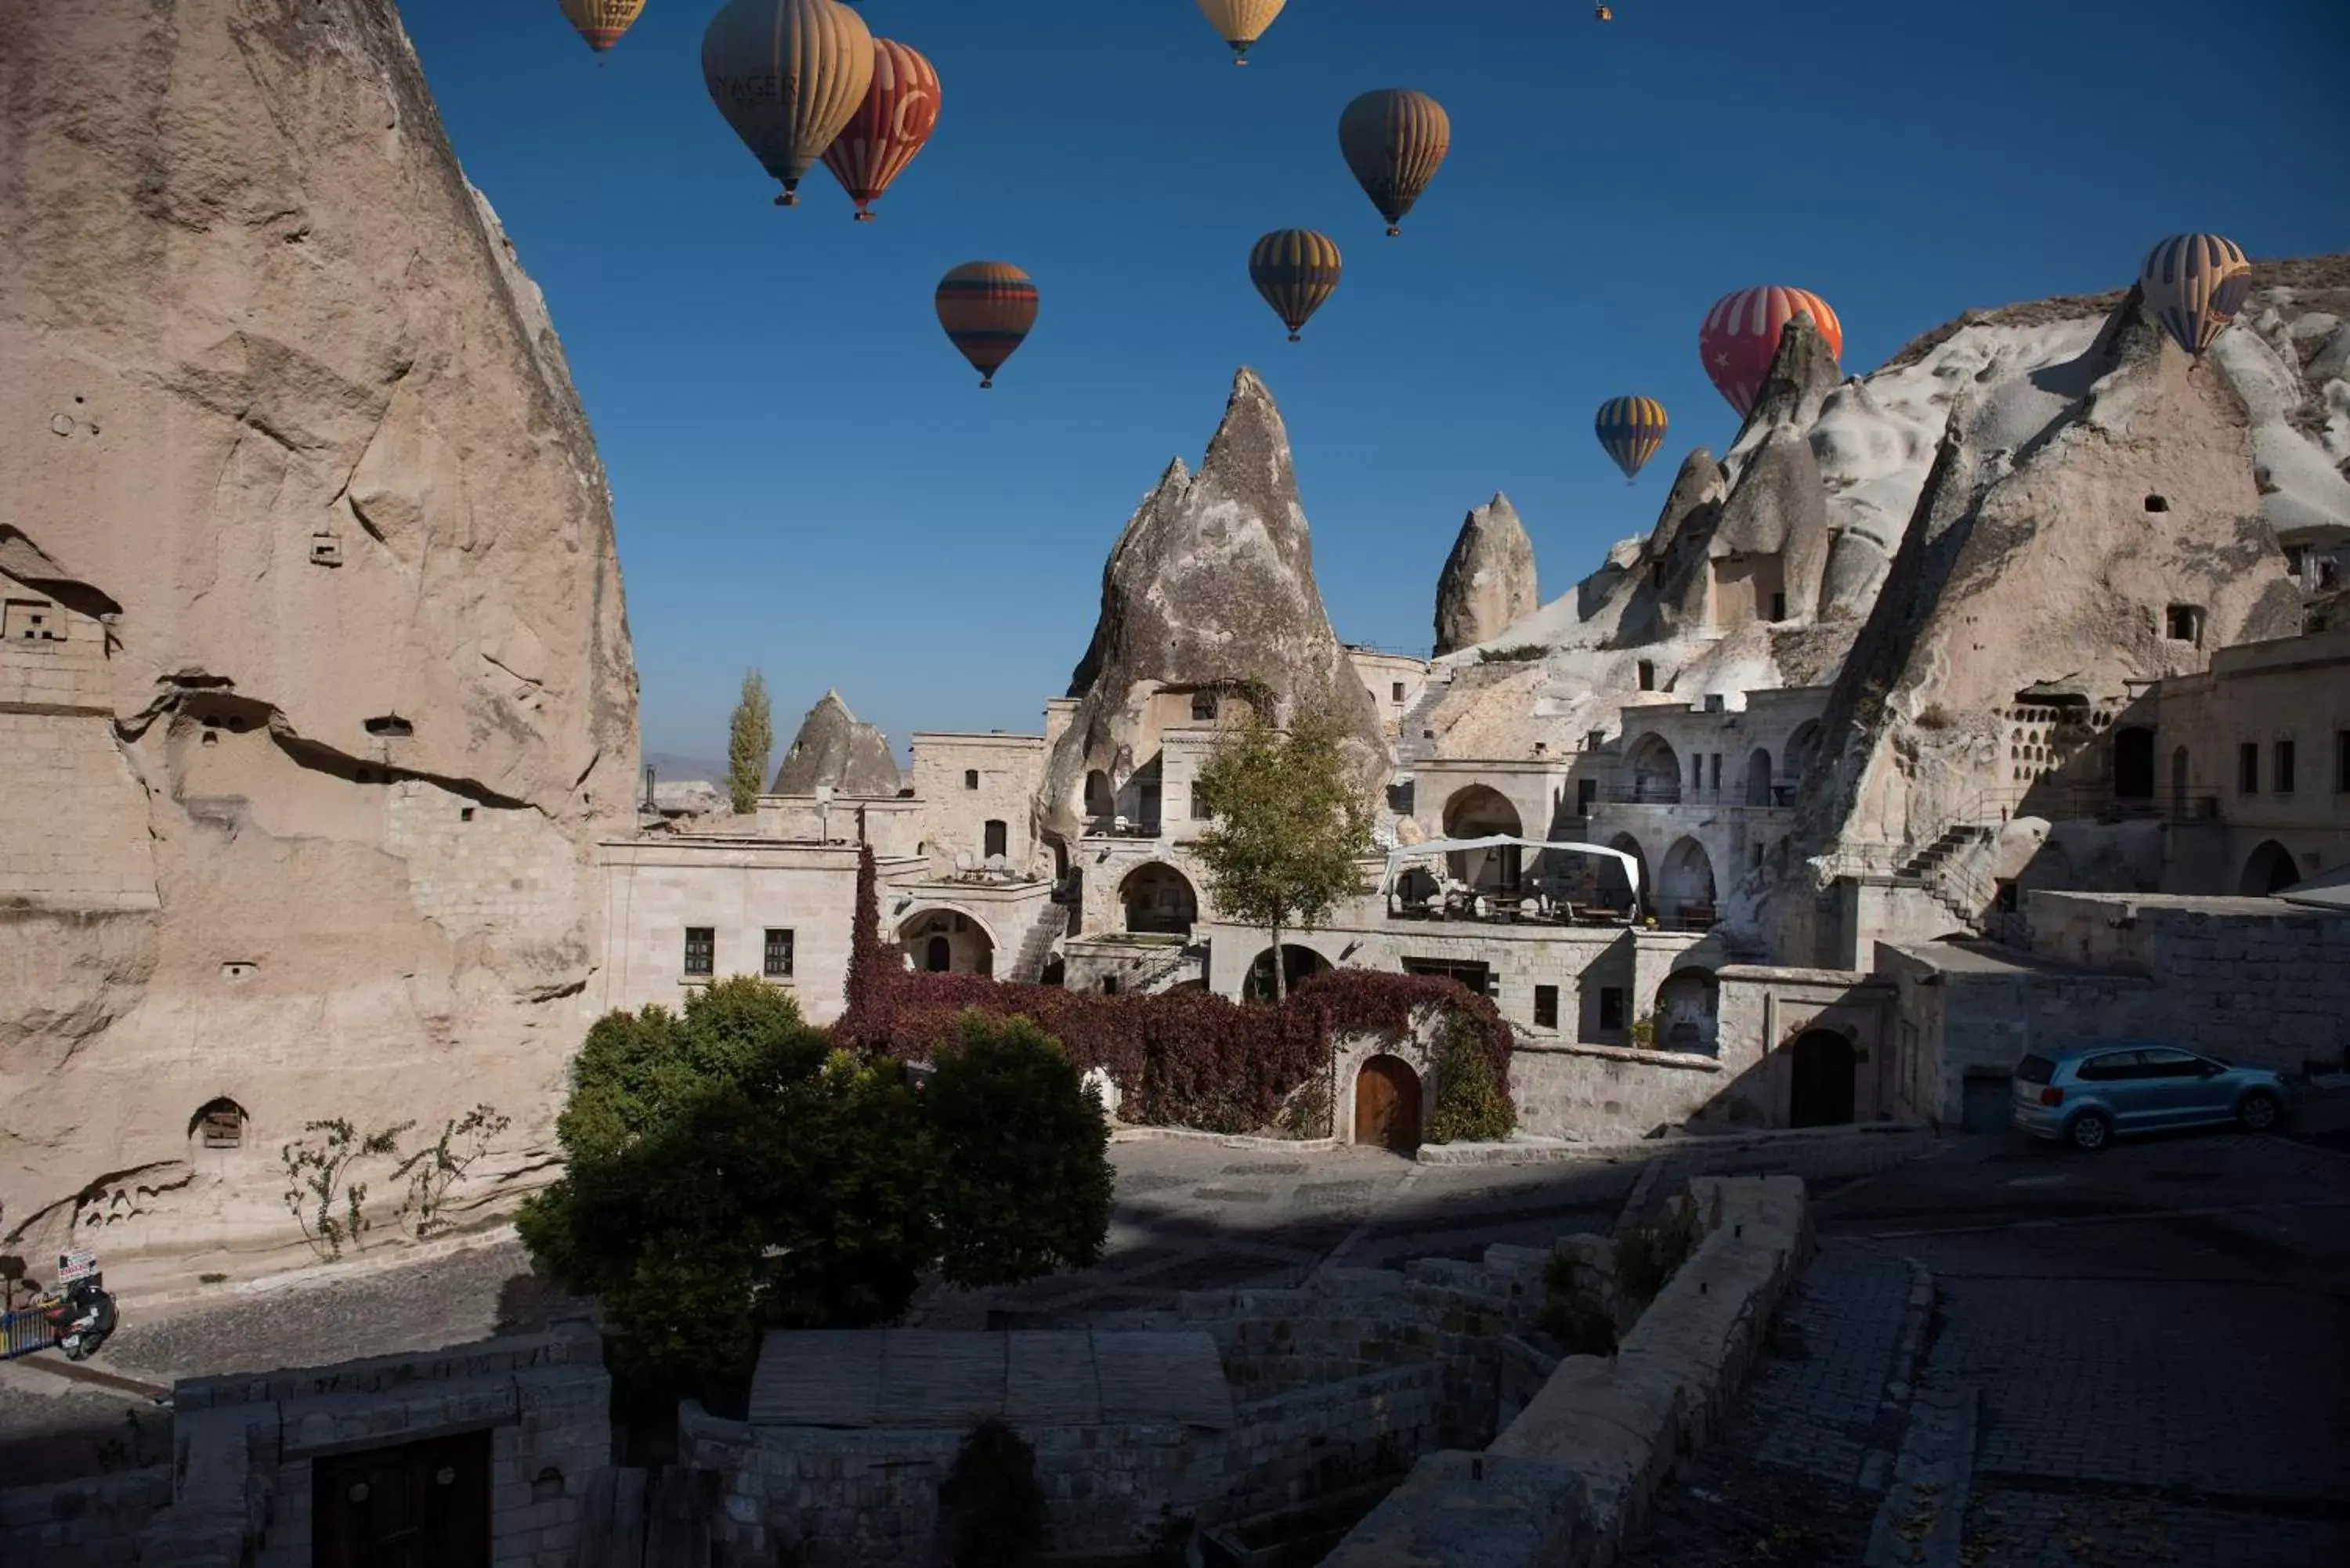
left=43, top=1279, right=118, bottom=1362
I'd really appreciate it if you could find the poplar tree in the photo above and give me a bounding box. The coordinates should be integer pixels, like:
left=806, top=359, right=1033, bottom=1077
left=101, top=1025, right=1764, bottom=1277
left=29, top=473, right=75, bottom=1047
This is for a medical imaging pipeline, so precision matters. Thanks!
left=725, top=669, right=772, bottom=815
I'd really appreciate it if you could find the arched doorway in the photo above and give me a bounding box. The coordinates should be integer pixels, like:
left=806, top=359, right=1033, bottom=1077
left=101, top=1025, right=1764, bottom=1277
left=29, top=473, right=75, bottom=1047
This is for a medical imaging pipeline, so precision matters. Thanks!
left=1783, top=721, right=1823, bottom=786
left=1788, top=1030, right=1856, bottom=1127
left=1243, top=944, right=1329, bottom=1003
left=1658, top=836, right=1719, bottom=928
left=1625, top=734, right=1681, bottom=804
left=1354, top=1055, right=1423, bottom=1151
left=1121, top=863, right=1199, bottom=935
left=1083, top=769, right=1113, bottom=821
left=1593, top=832, right=1649, bottom=917
left=2113, top=726, right=2155, bottom=800
left=1442, top=785, right=1524, bottom=894
left=899, top=909, right=996, bottom=977
left=2238, top=840, right=2300, bottom=896
left=1742, top=748, right=1775, bottom=807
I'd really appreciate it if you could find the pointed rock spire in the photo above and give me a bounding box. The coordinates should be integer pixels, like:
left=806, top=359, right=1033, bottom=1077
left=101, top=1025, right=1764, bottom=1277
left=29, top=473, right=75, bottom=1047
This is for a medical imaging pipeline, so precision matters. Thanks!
left=771, top=690, right=900, bottom=796
left=1434, top=493, right=1539, bottom=655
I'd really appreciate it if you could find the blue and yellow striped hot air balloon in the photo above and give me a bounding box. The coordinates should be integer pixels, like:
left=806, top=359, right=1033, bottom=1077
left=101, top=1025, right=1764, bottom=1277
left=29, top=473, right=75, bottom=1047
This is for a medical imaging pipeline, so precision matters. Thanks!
left=1594, top=396, right=1668, bottom=483
left=1249, top=229, right=1341, bottom=342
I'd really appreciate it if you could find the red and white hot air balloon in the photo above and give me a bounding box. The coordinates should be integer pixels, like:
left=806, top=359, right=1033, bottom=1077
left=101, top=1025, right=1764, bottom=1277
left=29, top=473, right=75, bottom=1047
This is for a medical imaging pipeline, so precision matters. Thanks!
left=820, top=37, right=942, bottom=221
left=1697, top=286, right=1843, bottom=418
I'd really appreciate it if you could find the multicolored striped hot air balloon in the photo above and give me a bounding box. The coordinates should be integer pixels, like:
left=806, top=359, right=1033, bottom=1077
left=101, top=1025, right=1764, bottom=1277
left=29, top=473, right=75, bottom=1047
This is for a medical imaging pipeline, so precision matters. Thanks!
left=702, top=0, right=875, bottom=208
left=819, top=38, right=941, bottom=221
left=1197, top=0, right=1287, bottom=64
left=2138, top=234, right=2252, bottom=357
left=1338, top=89, right=1451, bottom=237
left=935, top=262, right=1038, bottom=388
left=559, top=0, right=648, bottom=52
left=1697, top=286, right=1844, bottom=418
left=1595, top=397, right=1669, bottom=483
left=1249, top=230, right=1342, bottom=342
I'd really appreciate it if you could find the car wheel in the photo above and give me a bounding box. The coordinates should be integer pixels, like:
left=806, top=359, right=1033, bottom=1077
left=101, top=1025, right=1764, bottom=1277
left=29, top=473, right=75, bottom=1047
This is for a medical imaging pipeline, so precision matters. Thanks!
left=2237, top=1091, right=2282, bottom=1133
left=2067, top=1111, right=2113, bottom=1151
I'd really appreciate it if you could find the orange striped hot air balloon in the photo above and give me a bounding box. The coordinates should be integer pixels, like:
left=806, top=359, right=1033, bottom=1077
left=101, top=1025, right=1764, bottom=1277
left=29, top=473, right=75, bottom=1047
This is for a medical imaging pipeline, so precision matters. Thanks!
left=935, top=262, right=1038, bottom=388
left=702, top=0, right=875, bottom=208
left=1594, top=397, right=1668, bottom=483
left=1697, top=286, right=1843, bottom=418
left=559, top=0, right=648, bottom=52
left=1338, top=89, right=1451, bottom=237
left=820, top=38, right=941, bottom=221
left=2138, top=234, right=2252, bottom=357
left=1249, top=230, right=1342, bottom=342
left=1197, top=0, right=1286, bottom=64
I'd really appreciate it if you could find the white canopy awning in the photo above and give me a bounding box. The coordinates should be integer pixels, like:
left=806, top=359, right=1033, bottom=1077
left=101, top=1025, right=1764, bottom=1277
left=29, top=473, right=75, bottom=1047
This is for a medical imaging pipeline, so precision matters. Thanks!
left=1379, top=836, right=1642, bottom=898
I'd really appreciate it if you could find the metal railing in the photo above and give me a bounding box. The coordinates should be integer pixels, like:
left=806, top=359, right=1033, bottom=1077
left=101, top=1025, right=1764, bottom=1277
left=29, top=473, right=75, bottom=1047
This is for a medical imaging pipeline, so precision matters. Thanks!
left=1081, top=816, right=1161, bottom=839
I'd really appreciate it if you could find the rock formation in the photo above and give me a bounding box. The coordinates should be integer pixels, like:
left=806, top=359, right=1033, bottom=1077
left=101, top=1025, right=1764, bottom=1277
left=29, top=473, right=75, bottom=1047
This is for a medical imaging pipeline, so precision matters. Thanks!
left=1433, top=493, right=1539, bottom=654
left=771, top=690, right=901, bottom=797
left=0, top=0, right=637, bottom=1274
left=1039, top=369, right=1387, bottom=847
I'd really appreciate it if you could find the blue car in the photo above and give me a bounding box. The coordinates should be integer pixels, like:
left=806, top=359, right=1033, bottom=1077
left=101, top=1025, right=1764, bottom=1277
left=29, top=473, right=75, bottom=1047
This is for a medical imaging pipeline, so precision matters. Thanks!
left=2010, top=1042, right=2289, bottom=1151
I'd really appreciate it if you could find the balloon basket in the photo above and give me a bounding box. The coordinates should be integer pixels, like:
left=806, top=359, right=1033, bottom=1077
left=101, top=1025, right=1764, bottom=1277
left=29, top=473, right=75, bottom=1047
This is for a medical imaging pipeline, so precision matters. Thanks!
left=979, top=378, right=994, bottom=390
left=853, top=211, right=874, bottom=222
left=1386, top=226, right=1401, bottom=238
left=1287, top=332, right=1301, bottom=343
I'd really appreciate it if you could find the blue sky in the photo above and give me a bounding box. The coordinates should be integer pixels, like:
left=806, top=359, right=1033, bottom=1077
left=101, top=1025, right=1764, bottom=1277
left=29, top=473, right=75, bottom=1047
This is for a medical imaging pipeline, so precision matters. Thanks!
left=403, top=0, right=2350, bottom=768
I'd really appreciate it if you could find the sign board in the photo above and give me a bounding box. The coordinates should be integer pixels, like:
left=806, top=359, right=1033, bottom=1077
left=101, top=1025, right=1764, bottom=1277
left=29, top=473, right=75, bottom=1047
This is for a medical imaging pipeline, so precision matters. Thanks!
left=56, top=1245, right=98, bottom=1284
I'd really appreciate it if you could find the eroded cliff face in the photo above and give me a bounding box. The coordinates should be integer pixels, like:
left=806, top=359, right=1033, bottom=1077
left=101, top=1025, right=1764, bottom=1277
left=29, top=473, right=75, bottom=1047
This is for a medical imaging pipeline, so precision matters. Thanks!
left=1038, top=369, right=1387, bottom=848
left=0, top=0, right=637, bottom=1275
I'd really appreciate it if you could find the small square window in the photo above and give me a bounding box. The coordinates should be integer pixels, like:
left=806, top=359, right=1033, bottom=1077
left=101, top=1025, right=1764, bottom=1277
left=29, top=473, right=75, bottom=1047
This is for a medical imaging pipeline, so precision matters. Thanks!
left=1769, top=591, right=1788, bottom=621
left=1390, top=681, right=1405, bottom=703
left=683, top=927, right=714, bottom=977
left=2238, top=742, right=2259, bottom=795
left=1191, top=691, right=1218, bottom=721
left=2275, top=739, right=2296, bottom=795
left=763, top=928, right=794, bottom=978
left=1600, top=987, right=1626, bottom=1031
left=1637, top=661, right=1656, bottom=692
left=964, top=769, right=980, bottom=790
left=2164, top=605, right=2202, bottom=645
left=1534, top=985, right=1559, bottom=1030
left=460, top=807, right=475, bottom=822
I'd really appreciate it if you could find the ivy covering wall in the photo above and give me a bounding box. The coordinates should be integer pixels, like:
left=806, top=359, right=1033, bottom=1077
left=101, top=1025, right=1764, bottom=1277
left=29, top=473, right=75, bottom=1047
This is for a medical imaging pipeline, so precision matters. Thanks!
left=837, top=851, right=1515, bottom=1138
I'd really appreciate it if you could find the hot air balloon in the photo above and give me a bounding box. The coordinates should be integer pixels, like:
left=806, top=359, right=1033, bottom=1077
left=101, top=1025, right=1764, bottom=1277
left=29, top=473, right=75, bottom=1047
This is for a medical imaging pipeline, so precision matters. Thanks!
left=819, top=38, right=941, bottom=220
left=2139, top=234, right=2252, bottom=357
left=935, top=262, right=1038, bottom=388
left=559, top=0, right=648, bottom=52
left=1198, top=0, right=1286, bottom=64
left=1249, top=231, right=1342, bottom=342
left=1337, top=89, right=1451, bottom=237
left=702, top=0, right=875, bottom=208
left=1595, top=397, right=1668, bottom=483
left=1697, top=286, right=1843, bottom=419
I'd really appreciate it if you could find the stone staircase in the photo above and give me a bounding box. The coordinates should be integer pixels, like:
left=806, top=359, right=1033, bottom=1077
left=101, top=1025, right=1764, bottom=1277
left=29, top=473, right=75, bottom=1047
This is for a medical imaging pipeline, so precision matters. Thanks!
left=1393, top=670, right=1455, bottom=773
left=1895, top=823, right=1998, bottom=927
left=1126, top=941, right=1203, bottom=995
left=1005, top=898, right=1068, bottom=984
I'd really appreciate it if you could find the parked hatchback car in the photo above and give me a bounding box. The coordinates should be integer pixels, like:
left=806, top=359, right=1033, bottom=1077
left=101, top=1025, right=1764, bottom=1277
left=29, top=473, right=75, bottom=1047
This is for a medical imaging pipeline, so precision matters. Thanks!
left=2012, top=1042, right=2288, bottom=1151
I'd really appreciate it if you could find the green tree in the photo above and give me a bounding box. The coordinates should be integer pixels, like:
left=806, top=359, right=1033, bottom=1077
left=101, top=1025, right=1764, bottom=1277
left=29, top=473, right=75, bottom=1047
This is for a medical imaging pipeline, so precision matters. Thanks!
left=518, top=980, right=1113, bottom=1398
left=1190, top=697, right=1375, bottom=1000
left=925, top=1013, right=1114, bottom=1288
left=725, top=668, right=772, bottom=815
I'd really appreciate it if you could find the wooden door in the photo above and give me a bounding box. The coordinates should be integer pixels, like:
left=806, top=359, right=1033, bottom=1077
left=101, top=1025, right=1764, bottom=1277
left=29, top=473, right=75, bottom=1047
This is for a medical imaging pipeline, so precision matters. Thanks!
left=1354, top=1057, right=1423, bottom=1151
left=314, top=1429, right=491, bottom=1568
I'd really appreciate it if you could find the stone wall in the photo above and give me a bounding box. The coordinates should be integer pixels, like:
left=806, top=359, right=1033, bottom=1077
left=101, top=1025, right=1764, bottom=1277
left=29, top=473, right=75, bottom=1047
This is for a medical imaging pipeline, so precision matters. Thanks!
left=0, top=1324, right=609, bottom=1568
left=909, top=732, right=1050, bottom=878
left=1508, top=1041, right=1732, bottom=1140
left=1324, top=1176, right=1813, bottom=1567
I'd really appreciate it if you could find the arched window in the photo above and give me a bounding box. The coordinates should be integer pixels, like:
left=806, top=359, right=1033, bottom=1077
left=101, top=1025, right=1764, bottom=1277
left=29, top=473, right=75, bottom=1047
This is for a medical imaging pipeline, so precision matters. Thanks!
left=190, top=1097, right=249, bottom=1151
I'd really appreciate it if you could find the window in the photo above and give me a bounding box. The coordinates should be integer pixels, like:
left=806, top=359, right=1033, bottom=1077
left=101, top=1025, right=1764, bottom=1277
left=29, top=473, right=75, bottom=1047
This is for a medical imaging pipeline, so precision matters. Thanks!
left=1191, top=690, right=1218, bottom=721
left=1599, top=988, right=1627, bottom=1031
left=2275, top=739, right=2296, bottom=795
left=1100, top=975, right=1120, bottom=995
left=2239, top=742, right=2259, bottom=795
left=1769, top=591, right=1788, bottom=621
left=2074, top=1050, right=2139, bottom=1082
left=763, top=928, right=794, bottom=978
left=363, top=714, right=414, bottom=737
left=1690, top=752, right=1705, bottom=791
left=2134, top=1048, right=2206, bottom=1080
left=983, top=818, right=1008, bottom=858
left=1637, top=660, right=1656, bottom=692
left=2144, top=494, right=2169, bottom=513
left=2285, top=544, right=2308, bottom=577
left=683, top=927, right=714, bottom=977
left=460, top=807, right=475, bottom=822
left=2164, top=605, right=2201, bottom=645
left=1391, top=681, right=1406, bottom=703
left=4, top=599, right=62, bottom=641
left=1534, top=985, right=1560, bottom=1029
left=964, top=769, right=980, bottom=790
left=194, top=1100, right=246, bottom=1150
left=1403, top=957, right=1493, bottom=996
left=1708, top=753, right=1723, bottom=792
left=2337, top=730, right=2349, bottom=793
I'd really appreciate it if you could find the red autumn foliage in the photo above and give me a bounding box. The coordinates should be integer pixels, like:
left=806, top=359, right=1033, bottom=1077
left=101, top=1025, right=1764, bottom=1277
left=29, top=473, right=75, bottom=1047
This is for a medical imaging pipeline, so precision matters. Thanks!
left=835, top=850, right=1514, bottom=1136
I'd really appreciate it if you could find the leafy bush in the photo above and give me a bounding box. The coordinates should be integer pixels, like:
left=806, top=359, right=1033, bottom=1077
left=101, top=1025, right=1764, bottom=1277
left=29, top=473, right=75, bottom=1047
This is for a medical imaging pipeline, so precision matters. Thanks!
left=1424, top=1015, right=1516, bottom=1144
left=519, top=978, right=1113, bottom=1396
left=938, top=1418, right=1048, bottom=1567
left=1614, top=1198, right=1704, bottom=1304
left=282, top=1118, right=412, bottom=1261
left=926, top=1014, right=1114, bottom=1289
left=1477, top=644, right=1550, bottom=663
